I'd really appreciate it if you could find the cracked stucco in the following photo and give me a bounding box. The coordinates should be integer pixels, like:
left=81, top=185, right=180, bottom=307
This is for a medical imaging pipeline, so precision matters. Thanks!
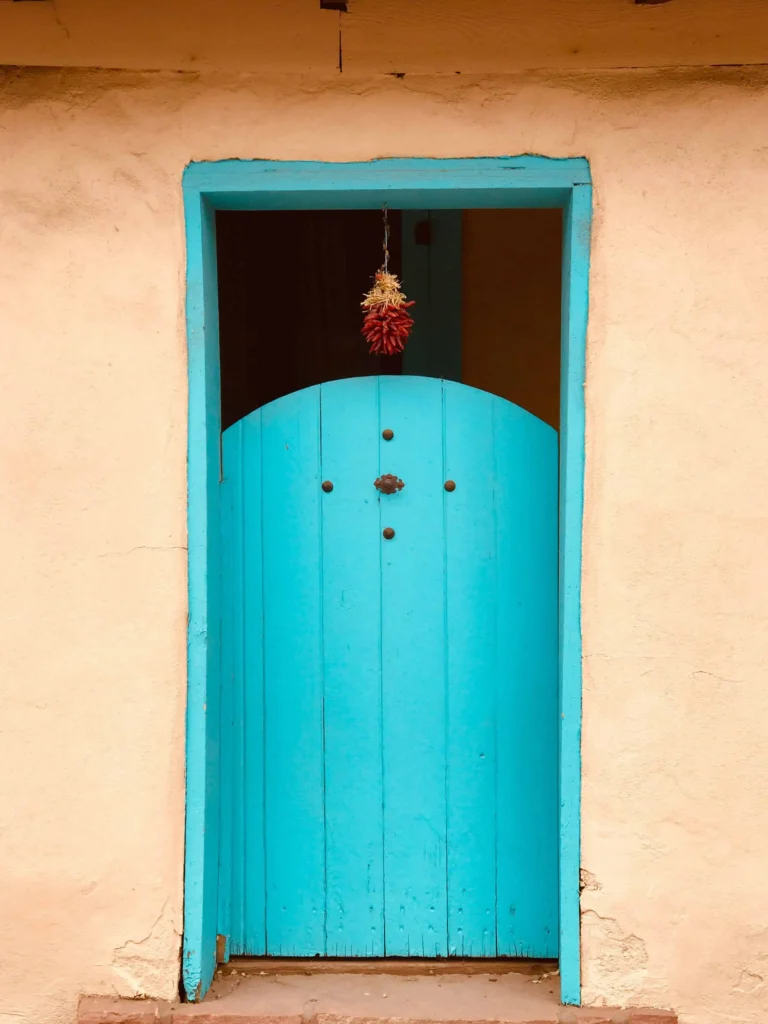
left=581, top=910, right=654, bottom=1008
left=1, top=61, right=768, bottom=1024
left=112, top=900, right=181, bottom=1000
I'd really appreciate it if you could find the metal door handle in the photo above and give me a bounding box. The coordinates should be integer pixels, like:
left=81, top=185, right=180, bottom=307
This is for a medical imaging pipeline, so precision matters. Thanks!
left=374, top=474, right=404, bottom=495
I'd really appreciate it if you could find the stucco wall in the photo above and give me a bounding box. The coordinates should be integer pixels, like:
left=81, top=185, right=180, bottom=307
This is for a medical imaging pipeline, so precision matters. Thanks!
left=1, top=66, right=767, bottom=1024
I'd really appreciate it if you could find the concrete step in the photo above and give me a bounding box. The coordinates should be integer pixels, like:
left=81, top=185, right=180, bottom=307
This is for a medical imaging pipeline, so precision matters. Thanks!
left=79, top=964, right=677, bottom=1024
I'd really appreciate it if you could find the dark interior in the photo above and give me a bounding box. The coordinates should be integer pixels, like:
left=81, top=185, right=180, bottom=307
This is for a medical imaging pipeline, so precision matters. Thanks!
left=216, top=208, right=563, bottom=432
left=217, top=210, right=403, bottom=430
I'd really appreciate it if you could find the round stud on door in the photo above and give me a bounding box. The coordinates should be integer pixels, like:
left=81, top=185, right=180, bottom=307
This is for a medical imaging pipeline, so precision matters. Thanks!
left=382, top=527, right=395, bottom=540
left=322, top=481, right=334, bottom=493
left=382, top=429, right=394, bottom=441
left=444, top=480, right=456, bottom=492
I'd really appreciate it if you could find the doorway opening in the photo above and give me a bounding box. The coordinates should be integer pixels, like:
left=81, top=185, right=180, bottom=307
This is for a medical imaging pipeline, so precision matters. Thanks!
left=182, top=156, right=591, bottom=1007
left=216, top=208, right=562, bottom=428
left=214, top=206, right=564, bottom=963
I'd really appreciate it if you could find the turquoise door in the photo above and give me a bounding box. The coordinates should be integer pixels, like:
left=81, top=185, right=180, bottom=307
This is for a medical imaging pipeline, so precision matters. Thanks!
left=219, top=376, right=557, bottom=959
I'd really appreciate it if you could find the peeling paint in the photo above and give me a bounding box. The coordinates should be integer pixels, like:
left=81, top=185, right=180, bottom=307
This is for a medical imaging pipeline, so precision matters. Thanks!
left=580, top=869, right=602, bottom=893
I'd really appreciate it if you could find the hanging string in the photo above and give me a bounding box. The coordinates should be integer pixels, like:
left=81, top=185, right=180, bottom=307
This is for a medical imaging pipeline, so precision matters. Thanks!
left=361, top=203, right=415, bottom=356
left=382, top=203, right=390, bottom=273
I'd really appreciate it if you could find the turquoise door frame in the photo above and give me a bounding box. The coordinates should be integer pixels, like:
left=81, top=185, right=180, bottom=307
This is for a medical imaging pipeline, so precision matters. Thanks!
left=182, top=157, right=591, bottom=1004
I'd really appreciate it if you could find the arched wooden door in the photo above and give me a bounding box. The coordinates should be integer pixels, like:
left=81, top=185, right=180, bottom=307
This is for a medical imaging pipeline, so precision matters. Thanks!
left=219, top=376, right=557, bottom=959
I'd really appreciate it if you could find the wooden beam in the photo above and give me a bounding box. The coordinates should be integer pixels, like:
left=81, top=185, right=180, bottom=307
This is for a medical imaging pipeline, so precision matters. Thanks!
left=1, top=0, right=767, bottom=74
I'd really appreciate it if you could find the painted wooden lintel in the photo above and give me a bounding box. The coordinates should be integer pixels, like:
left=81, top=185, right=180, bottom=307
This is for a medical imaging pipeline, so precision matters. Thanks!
left=183, top=157, right=590, bottom=211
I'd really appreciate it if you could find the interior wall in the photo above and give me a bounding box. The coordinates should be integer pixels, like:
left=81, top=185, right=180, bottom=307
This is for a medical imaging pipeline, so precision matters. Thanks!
left=1, top=66, right=768, bottom=1024
left=462, top=209, right=562, bottom=429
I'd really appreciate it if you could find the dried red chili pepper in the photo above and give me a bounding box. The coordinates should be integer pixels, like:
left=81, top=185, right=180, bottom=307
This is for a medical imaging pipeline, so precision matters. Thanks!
left=361, top=270, right=415, bottom=356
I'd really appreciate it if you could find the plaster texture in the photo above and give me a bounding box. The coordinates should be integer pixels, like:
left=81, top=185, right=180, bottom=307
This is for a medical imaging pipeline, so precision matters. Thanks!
left=1, top=65, right=767, bottom=1024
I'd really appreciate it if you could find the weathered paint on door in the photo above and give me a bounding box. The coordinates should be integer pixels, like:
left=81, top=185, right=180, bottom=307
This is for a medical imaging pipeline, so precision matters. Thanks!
left=219, top=375, right=557, bottom=959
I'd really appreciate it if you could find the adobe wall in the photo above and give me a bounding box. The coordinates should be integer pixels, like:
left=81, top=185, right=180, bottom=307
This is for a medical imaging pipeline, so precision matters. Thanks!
left=1, top=66, right=767, bottom=1024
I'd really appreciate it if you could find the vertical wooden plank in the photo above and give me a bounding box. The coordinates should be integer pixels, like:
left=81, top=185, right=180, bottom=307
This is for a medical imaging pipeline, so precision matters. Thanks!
left=380, top=375, right=448, bottom=957
left=495, top=401, right=559, bottom=958
left=401, top=211, right=463, bottom=381
left=227, top=424, right=247, bottom=955
left=218, top=422, right=240, bottom=957
left=262, top=385, right=326, bottom=955
left=321, top=378, right=385, bottom=956
left=217, top=447, right=234, bottom=961
left=221, top=414, right=267, bottom=956
left=242, top=411, right=267, bottom=954
left=443, top=382, right=497, bottom=956
left=559, top=183, right=591, bottom=1004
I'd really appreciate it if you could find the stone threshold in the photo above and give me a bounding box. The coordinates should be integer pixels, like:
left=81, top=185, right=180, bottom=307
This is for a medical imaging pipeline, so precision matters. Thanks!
left=80, top=963, right=676, bottom=1024
left=224, top=958, right=554, bottom=976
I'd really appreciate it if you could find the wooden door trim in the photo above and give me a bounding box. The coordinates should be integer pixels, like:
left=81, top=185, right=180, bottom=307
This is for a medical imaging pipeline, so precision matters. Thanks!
left=182, top=157, right=591, bottom=1005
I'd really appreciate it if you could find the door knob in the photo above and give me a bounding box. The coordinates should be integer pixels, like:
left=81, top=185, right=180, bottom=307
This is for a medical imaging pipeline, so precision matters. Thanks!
left=374, top=474, right=404, bottom=495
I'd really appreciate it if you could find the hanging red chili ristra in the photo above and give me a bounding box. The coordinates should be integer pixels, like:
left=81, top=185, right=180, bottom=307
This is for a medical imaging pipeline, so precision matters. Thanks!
left=361, top=270, right=415, bottom=356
